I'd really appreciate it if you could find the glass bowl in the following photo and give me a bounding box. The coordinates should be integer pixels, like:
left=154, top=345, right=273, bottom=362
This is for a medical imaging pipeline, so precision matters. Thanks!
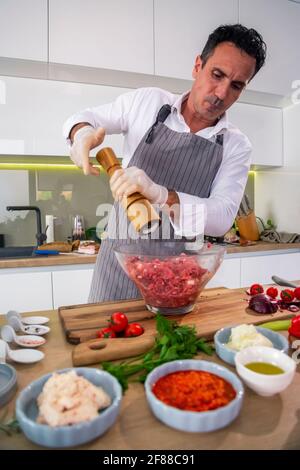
left=114, top=240, right=225, bottom=315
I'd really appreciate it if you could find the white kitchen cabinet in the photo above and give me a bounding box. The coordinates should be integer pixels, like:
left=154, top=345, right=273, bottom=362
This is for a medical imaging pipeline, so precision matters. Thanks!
left=239, top=0, right=300, bottom=96
left=0, top=76, right=127, bottom=156
left=228, top=102, right=283, bottom=166
left=154, top=0, right=238, bottom=79
left=206, top=258, right=241, bottom=289
left=240, top=252, right=300, bottom=288
left=0, top=0, right=47, bottom=62
left=49, top=0, right=154, bottom=74
left=0, top=271, right=53, bottom=313
left=52, top=268, right=94, bottom=308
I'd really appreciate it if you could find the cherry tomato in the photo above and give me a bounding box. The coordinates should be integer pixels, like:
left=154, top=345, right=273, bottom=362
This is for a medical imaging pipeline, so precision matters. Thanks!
left=109, top=312, right=128, bottom=333
left=250, top=283, right=264, bottom=296
left=294, top=287, right=300, bottom=300
left=96, top=327, right=116, bottom=338
left=280, top=289, right=294, bottom=303
left=124, top=323, right=144, bottom=337
left=266, top=286, right=278, bottom=299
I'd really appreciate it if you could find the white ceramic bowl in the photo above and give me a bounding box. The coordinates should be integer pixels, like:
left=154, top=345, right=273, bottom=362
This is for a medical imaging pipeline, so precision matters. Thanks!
left=145, top=359, right=244, bottom=433
left=235, top=346, right=296, bottom=397
left=16, top=367, right=122, bottom=448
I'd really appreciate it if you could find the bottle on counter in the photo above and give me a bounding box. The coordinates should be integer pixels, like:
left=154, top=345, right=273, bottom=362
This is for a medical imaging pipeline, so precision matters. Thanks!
left=72, top=215, right=86, bottom=241
left=45, top=215, right=56, bottom=243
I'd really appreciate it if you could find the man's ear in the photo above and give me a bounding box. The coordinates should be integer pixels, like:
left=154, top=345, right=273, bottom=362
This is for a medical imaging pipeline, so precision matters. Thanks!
left=192, top=55, right=203, bottom=79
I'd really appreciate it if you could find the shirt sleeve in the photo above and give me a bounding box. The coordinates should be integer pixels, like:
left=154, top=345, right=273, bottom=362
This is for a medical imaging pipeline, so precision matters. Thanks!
left=170, top=136, right=252, bottom=237
left=62, top=89, right=140, bottom=144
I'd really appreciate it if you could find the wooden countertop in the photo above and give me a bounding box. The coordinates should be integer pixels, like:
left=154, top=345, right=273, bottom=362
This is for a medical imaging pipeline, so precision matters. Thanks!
left=1, top=291, right=300, bottom=450
left=0, top=252, right=97, bottom=269
left=1, top=241, right=300, bottom=270
left=225, top=241, right=300, bottom=254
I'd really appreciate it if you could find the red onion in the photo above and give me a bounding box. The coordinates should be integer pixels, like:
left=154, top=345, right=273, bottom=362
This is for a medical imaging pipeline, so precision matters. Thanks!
left=248, top=294, right=278, bottom=314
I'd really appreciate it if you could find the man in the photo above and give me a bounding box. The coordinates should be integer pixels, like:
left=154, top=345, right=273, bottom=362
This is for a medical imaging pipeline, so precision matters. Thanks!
left=63, top=24, right=266, bottom=302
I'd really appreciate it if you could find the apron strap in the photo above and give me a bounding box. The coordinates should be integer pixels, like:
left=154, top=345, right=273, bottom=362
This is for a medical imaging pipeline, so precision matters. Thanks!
left=145, top=104, right=172, bottom=144
left=215, top=133, right=224, bottom=146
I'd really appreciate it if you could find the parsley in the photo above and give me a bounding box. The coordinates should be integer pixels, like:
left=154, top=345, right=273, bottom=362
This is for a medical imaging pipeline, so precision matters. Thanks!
left=102, top=313, right=213, bottom=391
left=0, top=412, right=21, bottom=436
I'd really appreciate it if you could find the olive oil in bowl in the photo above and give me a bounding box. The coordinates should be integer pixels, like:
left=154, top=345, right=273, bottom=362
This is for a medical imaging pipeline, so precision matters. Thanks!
left=245, top=362, right=284, bottom=375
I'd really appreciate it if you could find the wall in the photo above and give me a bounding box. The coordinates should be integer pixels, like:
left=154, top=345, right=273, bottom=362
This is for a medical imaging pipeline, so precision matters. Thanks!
left=255, top=102, right=300, bottom=233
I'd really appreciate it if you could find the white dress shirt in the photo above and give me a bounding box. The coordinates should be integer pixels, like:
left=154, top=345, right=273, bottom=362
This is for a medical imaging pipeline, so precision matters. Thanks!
left=63, top=87, right=252, bottom=237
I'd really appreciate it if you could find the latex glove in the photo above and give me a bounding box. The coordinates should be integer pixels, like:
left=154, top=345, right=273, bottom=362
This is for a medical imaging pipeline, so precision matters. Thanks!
left=110, top=166, right=168, bottom=206
left=70, top=125, right=105, bottom=175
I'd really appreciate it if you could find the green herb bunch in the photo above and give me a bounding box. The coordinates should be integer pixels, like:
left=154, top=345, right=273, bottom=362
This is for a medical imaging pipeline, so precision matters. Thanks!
left=102, top=313, right=213, bottom=391
left=0, top=413, right=21, bottom=436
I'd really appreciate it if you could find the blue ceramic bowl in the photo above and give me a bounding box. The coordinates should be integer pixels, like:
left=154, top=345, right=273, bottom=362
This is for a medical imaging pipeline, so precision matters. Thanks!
left=0, top=363, right=17, bottom=407
left=16, top=367, right=122, bottom=448
left=214, top=326, right=289, bottom=366
left=145, top=359, right=244, bottom=433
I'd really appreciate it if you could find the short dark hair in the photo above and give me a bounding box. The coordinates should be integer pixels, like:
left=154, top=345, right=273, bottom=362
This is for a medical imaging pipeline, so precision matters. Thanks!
left=200, top=24, right=267, bottom=79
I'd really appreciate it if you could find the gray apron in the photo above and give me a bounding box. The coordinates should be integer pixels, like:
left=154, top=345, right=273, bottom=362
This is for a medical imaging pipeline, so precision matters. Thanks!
left=89, top=105, right=224, bottom=302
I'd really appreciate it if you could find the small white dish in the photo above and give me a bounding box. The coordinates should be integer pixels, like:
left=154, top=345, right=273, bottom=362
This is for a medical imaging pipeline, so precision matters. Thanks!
left=0, top=339, right=44, bottom=364
left=22, top=316, right=50, bottom=326
left=1, top=325, right=46, bottom=348
left=235, top=346, right=296, bottom=397
left=8, top=315, right=50, bottom=336
left=6, top=310, right=49, bottom=325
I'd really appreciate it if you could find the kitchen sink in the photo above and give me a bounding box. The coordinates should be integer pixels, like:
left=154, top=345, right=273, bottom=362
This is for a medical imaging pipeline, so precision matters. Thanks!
left=0, top=246, right=35, bottom=258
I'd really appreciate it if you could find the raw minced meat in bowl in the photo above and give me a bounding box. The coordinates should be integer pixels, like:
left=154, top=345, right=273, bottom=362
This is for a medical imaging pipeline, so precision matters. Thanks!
left=114, top=240, right=225, bottom=315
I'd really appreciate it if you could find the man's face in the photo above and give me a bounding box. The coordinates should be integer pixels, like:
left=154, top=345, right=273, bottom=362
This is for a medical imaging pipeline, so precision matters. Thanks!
left=189, top=42, right=256, bottom=122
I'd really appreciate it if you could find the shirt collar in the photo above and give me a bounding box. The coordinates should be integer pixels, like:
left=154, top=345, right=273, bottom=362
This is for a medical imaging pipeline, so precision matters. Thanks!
left=172, top=91, right=229, bottom=137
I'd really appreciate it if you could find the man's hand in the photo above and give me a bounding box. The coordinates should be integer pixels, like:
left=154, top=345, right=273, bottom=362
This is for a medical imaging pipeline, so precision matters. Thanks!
left=70, top=125, right=105, bottom=175
left=109, top=166, right=168, bottom=206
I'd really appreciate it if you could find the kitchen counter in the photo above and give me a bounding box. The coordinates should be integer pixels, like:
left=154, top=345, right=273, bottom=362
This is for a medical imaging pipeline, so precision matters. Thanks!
left=1, top=241, right=300, bottom=269
left=1, top=291, right=300, bottom=450
left=225, top=241, right=300, bottom=255
left=0, top=252, right=97, bottom=269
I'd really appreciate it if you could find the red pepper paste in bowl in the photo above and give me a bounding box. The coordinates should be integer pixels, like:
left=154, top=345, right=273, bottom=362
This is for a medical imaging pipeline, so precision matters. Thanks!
left=152, top=370, right=236, bottom=412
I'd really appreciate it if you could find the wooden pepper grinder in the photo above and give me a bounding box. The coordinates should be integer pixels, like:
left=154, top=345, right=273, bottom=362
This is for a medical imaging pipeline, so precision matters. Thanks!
left=96, top=147, right=161, bottom=234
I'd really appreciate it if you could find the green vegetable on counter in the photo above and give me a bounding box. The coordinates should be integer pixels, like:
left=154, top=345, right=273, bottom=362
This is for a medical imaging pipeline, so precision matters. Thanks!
left=259, top=320, right=292, bottom=331
left=102, top=313, right=213, bottom=391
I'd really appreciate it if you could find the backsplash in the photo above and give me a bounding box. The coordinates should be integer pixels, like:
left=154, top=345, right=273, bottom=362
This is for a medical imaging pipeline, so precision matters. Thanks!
left=0, top=169, right=254, bottom=247
left=0, top=169, right=113, bottom=246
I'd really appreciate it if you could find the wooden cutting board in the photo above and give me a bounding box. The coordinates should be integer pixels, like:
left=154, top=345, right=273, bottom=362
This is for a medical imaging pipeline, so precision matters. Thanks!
left=58, top=287, right=295, bottom=366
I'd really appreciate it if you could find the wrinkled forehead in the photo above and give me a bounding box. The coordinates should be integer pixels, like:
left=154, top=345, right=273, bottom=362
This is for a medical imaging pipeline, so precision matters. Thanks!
left=205, top=42, right=256, bottom=82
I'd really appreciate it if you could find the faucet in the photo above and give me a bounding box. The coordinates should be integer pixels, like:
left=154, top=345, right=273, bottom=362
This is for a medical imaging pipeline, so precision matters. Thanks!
left=6, top=206, right=47, bottom=246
